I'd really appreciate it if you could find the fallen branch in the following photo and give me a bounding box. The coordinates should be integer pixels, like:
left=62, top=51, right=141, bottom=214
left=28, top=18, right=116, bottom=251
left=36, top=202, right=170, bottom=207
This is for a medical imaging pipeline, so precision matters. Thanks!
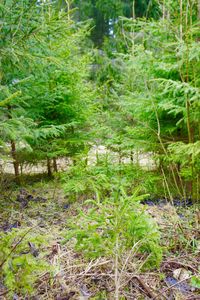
left=0, top=289, right=10, bottom=297
left=163, top=260, right=198, bottom=273
left=131, top=276, right=157, bottom=299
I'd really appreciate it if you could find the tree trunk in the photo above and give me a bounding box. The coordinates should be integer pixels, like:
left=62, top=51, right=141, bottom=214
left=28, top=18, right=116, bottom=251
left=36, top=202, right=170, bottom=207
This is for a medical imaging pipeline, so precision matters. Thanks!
left=20, top=164, right=23, bottom=176
left=47, top=158, right=52, bottom=177
left=53, top=158, right=58, bottom=172
left=130, top=151, right=134, bottom=164
left=11, top=140, right=20, bottom=180
left=72, top=157, right=77, bottom=166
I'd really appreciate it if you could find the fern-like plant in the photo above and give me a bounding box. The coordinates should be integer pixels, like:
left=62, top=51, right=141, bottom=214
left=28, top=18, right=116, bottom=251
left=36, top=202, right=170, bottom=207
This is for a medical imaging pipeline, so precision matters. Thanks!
left=64, top=188, right=162, bottom=269
left=0, top=228, right=50, bottom=297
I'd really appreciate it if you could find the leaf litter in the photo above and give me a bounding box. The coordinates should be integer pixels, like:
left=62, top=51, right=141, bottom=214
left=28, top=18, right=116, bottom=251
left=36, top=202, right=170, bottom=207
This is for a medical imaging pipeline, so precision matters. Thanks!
left=0, top=183, right=199, bottom=300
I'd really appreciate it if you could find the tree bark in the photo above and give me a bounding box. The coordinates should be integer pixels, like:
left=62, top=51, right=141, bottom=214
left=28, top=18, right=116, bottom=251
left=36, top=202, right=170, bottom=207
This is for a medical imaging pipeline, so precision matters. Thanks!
left=53, top=158, right=58, bottom=172
left=47, top=158, right=52, bottom=177
left=20, top=164, right=23, bottom=176
left=130, top=151, right=134, bottom=164
left=11, top=140, right=20, bottom=180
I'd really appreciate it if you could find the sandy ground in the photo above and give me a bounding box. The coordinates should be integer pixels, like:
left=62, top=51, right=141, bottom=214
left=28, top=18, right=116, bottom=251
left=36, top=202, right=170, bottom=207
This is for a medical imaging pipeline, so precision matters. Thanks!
left=0, top=145, right=156, bottom=175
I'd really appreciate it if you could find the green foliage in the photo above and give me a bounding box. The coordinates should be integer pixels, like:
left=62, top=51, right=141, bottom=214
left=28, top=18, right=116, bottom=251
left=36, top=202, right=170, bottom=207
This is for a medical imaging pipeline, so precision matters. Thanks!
left=191, top=275, right=200, bottom=289
left=62, top=159, right=163, bottom=269
left=0, top=228, right=49, bottom=296
left=0, top=0, right=95, bottom=176
left=64, top=188, right=162, bottom=269
left=73, top=0, right=161, bottom=46
left=1, top=0, right=200, bottom=297
left=167, top=141, right=200, bottom=193
left=96, top=1, right=200, bottom=200
left=61, top=158, right=163, bottom=202
left=62, top=160, right=110, bottom=202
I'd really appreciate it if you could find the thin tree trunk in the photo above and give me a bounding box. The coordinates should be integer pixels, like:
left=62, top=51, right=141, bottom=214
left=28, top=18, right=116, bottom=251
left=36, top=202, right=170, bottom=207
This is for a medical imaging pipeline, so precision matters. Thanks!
left=185, top=1, right=194, bottom=197
left=130, top=151, right=134, bottom=164
left=119, top=150, right=122, bottom=165
left=11, top=140, right=20, bottom=180
left=20, top=164, right=23, bottom=176
left=47, top=158, right=52, bottom=177
left=162, top=0, right=166, bottom=20
left=53, top=158, right=58, bottom=172
left=8, top=105, right=19, bottom=181
left=114, top=234, right=119, bottom=300
left=162, top=0, right=170, bottom=21
left=72, top=156, right=78, bottom=166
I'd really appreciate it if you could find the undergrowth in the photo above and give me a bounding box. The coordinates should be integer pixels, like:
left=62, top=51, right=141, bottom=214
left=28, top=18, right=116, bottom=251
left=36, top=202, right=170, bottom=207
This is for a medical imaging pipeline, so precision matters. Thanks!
left=64, top=192, right=162, bottom=269
left=0, top=176, right=199, bottom=299
left=60, top=158, right=163, bottom=203
left=0, top=228, right=50, bottom=297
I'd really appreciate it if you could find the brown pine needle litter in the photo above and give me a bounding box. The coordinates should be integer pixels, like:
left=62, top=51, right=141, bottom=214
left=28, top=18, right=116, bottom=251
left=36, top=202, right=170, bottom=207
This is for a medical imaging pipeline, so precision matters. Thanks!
left=0, top=185, right=199, bottom=300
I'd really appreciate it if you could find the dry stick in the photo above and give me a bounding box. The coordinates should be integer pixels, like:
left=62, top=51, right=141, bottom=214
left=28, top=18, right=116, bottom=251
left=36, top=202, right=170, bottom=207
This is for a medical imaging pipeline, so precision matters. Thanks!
left=114, top=234, right=119, bottom=300
left=117, top=240, right=142, bottom=285
left=65, top=272, right=114, bottom=279
left=162, top=0, right=166, bottom=21
left=145, top=82, right=185, bottom=199
left=0, top=289, right=10, bottom=297
left=119, top=272, right=164, bottom=300
left=197, top=174, right=200, bottom=203
left=151, top=97, right=184, bottom=199
left=161, top=167, right=173, bottom=204
left=131, top=276, right=157, bottom=299
left=84, top=258, right=100, bottom=274
left=64, top=259, right=111, bottom=271
left=162, top=222, right=200, bottom=233
left=153, top=275, right=193, bottom=300
left=67, top=259, right=111, bottom=279
left=186, top=1, right=195, bottom=199
left=138, top=253, right=153, bottom=272
left=163, top=259, right=198, bottom=273
left=0, top=227, right=33, bottom=269
left=162, top=176, right=168, bottom=203
left=132, top=282, right=151, bottom=298
left=121, top=19, right=129, bottom=51
left=65, top=0, right=71, bottom=21
left=152, top=86, right=184, bottom=194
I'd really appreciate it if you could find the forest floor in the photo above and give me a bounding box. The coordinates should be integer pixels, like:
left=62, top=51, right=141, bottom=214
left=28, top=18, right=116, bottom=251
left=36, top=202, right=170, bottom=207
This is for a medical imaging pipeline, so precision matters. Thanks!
left=0, top=178, right=200, bottom=300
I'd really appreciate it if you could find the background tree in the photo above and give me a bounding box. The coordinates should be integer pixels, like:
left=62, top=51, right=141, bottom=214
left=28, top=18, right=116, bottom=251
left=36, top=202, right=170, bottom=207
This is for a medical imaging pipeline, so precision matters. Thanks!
left=72, top=0, right=161, bottom=46
left=102, top=0, right=200, bottom=200
left=0, top=0, right=94, bottom=178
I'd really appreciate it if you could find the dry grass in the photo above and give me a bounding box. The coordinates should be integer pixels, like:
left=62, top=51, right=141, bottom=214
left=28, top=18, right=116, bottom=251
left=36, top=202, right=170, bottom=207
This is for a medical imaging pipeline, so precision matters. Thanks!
left=0, top=182, right=199, bottom=300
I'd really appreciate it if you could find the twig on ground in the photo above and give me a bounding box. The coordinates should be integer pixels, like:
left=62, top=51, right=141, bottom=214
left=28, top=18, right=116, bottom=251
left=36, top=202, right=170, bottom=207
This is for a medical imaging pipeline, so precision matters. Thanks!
left=163, top=260, right=198, bottom=273
left=0, top=289, right=10, bottom=297
left=131, top=276, right=157, bottom=299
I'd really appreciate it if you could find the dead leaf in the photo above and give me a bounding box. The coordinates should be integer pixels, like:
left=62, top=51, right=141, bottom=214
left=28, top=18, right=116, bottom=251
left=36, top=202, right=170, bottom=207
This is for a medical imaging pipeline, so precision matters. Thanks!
left=173, top=268, right=190, bottom=281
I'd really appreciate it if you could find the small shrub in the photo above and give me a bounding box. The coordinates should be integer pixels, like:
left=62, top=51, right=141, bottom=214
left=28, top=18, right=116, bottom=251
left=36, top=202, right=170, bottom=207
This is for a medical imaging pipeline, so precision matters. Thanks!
left=64, top=188, right=162, bottom=269
left=0, top=228, right=49, bottom=297
left=61, top=159, right=163, bottom=203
